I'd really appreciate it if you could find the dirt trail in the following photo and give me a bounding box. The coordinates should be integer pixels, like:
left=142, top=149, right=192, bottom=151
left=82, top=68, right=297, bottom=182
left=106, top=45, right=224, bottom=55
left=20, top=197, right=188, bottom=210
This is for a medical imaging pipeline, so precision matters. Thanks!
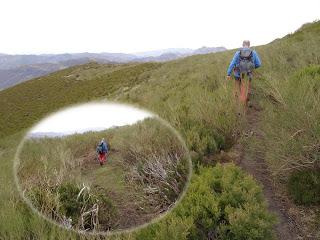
left=79, top=151, right=160, bottom=229
left=234, top=104, right=301, bottom=240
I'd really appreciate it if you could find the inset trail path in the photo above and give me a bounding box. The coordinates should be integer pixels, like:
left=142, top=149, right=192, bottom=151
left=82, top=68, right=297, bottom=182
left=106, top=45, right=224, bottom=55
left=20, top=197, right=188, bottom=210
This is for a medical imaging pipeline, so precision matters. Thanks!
left=80, top=151, right=158, bottom=229
left=234, top=104, right=300, bottom=240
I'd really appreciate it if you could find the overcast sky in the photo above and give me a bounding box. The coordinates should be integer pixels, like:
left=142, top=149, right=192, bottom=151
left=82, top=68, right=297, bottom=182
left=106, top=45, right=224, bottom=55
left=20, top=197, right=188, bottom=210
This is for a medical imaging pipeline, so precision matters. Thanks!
left=1, top=0, right=319, bottom=54
left=29, top=103, right=153, bottom=135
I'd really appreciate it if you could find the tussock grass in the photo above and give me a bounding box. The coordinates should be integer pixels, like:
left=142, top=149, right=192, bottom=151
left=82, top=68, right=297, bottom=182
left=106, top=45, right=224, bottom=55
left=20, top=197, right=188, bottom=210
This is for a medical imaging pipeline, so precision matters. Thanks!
left=257, top=66, right=320, bottom=178
left=288, top=170, right=320, bottom=205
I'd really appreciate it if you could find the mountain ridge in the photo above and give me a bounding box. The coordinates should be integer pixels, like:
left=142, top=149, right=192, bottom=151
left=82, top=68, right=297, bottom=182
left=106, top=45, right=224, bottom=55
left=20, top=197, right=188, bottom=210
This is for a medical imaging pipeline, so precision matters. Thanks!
left=0, top=46, right=226, bottom=90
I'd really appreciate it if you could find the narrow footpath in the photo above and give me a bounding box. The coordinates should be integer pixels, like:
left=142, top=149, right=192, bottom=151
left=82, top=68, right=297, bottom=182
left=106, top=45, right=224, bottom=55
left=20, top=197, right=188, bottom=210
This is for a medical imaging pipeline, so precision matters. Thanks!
left=234, top=103, right=301, bottom=240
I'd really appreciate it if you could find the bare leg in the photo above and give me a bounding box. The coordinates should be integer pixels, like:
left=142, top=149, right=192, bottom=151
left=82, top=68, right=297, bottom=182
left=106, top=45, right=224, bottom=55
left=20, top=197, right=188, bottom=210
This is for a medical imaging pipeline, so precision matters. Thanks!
left=234, top=79, right=241, bottom=100
left=247, top=80, right=251, bottom=102
left=234, top=79, right=242, bottom=115
left=240, top=79, right=247, bottom=104
left=239, top=74, right=249, bottom=112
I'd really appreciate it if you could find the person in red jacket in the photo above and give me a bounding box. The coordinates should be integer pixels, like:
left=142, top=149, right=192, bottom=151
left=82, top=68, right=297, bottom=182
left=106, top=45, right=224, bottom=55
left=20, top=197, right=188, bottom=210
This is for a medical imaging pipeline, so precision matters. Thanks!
left=96, top=138, right=108, bottom=165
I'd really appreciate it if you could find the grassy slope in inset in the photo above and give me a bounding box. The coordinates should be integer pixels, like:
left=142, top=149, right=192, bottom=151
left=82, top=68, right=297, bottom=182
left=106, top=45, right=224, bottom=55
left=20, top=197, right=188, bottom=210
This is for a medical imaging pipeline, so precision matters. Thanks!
left=17, top=118, right=190, bottom=232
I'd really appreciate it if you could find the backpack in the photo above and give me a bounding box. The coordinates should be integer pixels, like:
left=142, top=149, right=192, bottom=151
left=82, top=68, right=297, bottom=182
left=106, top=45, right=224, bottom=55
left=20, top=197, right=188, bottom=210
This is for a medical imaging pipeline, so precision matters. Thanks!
left=102, top=142, right=108, bottom=152
left=98, top=142, right=108, bottom=153
left=97, top=145, right=103, bottom=154
left=238, top=49, right=255, bottom=74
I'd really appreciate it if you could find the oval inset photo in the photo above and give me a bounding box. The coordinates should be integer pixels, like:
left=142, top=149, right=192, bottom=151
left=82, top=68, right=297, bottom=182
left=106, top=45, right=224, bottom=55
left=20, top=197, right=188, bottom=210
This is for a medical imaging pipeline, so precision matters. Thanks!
left=14, top=102, right=191, bottom=234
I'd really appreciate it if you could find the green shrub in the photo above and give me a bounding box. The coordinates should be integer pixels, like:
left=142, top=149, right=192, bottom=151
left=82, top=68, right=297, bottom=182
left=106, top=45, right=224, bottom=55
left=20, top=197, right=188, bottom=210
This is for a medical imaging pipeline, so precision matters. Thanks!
left=58, top=182, right=117, bottom=231
left=288, top=170, right=320, bottom=205
left=26, top=181, right=117, bottom=231
left=57, top=183, right=84, bottom=222
left=133, top=164, right=276, bottom=240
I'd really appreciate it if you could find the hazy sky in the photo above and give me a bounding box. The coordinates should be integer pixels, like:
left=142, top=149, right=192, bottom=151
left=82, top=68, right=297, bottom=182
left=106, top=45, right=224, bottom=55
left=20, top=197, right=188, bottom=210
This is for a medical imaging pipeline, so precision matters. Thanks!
left=29, top=103, right=153, bottom=134
left=1, top=0, right=319, bottom=54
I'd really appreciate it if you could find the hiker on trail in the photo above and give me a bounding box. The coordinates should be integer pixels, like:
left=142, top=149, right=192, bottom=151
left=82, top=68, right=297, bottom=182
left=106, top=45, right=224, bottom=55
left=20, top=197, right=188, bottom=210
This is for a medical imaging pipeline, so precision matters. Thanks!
left=226, top=40, right=261, bottom=104
left=96, top=138, right=108, bottom=166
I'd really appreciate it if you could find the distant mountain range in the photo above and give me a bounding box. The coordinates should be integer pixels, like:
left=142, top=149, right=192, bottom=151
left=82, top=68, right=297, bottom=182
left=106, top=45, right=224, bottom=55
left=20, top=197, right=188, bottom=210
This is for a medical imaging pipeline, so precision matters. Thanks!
left=0, top=46, right=226, bottom=90
left=133, top=48, right=194, bottom=57
left=28, top=128, right=107, bottom=138
left=28, top=132, right=67, bottom=139
left=0, top=58, right=101, bottom=90
left=28, top=126, right=124, bottom=139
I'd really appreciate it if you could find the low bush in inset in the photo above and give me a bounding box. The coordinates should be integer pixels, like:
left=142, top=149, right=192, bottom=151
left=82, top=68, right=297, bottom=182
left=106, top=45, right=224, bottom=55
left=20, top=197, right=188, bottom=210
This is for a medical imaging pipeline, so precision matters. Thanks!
left=26, top=182, right=117, bottom=231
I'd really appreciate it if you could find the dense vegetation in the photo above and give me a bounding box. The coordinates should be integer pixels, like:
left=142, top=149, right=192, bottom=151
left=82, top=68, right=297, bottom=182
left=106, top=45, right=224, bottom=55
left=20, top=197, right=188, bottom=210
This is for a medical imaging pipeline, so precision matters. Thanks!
left=288, top=170, right=320, bottom=205
left=17, top=118, right=190, bottom=232
left=254, top=65, right=320, bottom=178
left=0, top=21, right=319, bottom=239
left=126, top=164, right=276, bottom=240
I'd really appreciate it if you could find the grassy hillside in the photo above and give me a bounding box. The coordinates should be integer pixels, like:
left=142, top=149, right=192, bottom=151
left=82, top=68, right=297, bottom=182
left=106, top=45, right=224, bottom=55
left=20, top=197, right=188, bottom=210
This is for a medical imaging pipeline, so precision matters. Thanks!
left=0, top=21, right=319, bottom=239
left=0, top=62, right=160, bottom=137
left=0, top=58, right=98, bottom=90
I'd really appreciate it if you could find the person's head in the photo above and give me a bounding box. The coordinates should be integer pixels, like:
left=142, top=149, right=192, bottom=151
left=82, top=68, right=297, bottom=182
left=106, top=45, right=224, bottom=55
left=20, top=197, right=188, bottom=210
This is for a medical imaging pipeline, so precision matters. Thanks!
left=242, top=40, right=250, bottom=48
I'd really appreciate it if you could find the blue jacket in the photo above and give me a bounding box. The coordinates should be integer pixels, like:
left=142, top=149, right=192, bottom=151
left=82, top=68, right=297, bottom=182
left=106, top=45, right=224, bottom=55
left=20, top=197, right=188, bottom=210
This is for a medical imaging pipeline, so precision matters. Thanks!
left=227, top=48, right=261, bottom=77
left=97, top=141, right=108, bottom=153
